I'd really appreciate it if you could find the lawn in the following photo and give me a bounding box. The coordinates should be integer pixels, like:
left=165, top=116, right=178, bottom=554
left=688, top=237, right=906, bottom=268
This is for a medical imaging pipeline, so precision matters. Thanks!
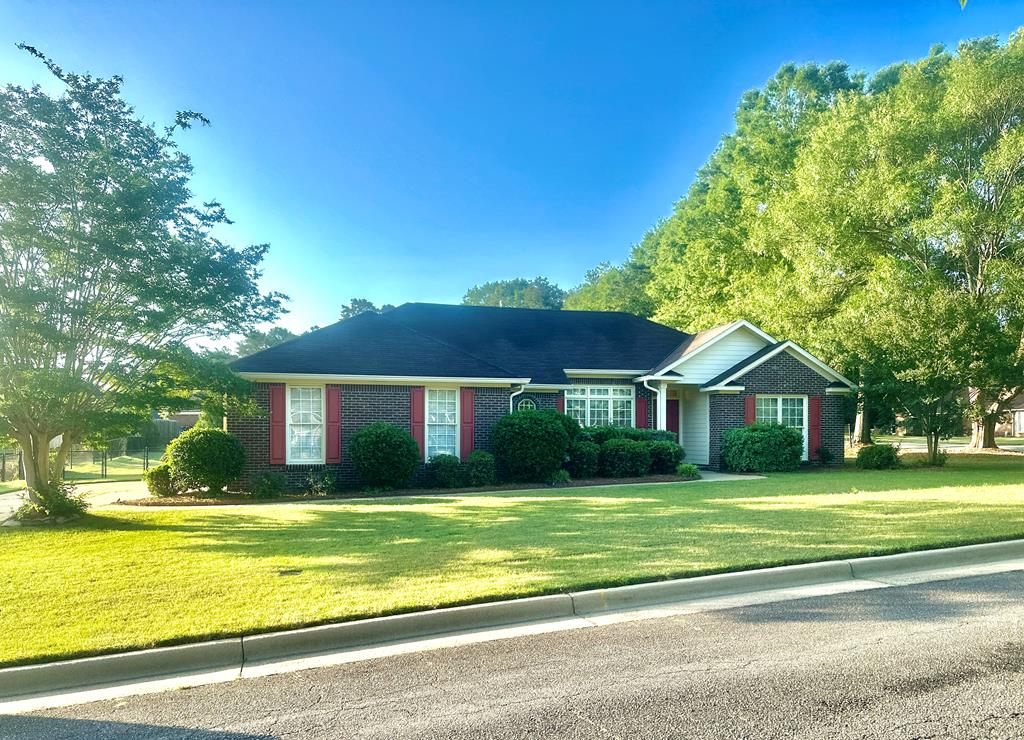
left=3, top=454, right=1024, bottom=667
left=874, top=434, right=1023, bottom=447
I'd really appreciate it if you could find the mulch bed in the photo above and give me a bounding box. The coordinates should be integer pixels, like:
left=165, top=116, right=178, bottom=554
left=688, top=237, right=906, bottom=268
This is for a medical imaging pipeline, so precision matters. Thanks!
left=125, top=474, right=704, bottom=507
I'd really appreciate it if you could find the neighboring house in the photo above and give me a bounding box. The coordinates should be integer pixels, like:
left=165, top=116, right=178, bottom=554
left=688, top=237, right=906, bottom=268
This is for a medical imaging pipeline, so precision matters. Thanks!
left=228, top=303, right=854, bottom=487
left=995, top=395, right=1024, bottom=437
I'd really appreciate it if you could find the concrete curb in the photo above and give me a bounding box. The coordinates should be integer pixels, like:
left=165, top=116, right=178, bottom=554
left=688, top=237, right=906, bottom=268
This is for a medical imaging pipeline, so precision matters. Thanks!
left=3, top=538, right=1024, bottom=703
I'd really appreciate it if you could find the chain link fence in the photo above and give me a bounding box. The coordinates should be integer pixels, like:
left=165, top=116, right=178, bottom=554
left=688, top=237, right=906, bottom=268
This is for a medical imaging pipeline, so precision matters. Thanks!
left=1, top=440, right=167, bottom=486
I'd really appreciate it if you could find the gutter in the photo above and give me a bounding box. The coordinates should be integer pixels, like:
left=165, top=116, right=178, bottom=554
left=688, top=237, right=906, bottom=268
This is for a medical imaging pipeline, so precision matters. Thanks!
left=509, top=384, right=526, bottom=413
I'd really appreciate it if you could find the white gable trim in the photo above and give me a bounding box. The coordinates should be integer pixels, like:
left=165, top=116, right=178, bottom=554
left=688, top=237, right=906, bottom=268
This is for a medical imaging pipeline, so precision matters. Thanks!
left=706, top=341, right=855, bottom=389
left=653, top=320, right=777, bottom=377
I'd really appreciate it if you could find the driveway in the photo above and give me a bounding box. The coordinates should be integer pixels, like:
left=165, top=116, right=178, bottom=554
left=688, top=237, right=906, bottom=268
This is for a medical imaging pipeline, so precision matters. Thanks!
left=9, top=569, right=1024, bottom=738
left=0, top=481, right=149, bottom=522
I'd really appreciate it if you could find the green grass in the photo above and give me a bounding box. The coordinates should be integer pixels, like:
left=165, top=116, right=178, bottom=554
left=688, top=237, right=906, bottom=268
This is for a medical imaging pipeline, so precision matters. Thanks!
left=62, top=449, right=163, bottom=483
left=4, top=454, right=1024, bottom=667
left=874, top=434, right=1023, bottom=446
left=0, top=480, right=24, bottom=494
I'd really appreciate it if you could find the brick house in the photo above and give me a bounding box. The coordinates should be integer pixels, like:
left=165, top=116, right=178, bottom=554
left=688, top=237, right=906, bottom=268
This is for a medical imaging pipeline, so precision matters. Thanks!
left=228, top=303, right=854, bottom=487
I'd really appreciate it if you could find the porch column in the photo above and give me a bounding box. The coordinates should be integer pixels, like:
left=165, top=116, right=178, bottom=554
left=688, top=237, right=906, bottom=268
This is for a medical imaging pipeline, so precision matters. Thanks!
left=656, top=381, right=668, bottom=431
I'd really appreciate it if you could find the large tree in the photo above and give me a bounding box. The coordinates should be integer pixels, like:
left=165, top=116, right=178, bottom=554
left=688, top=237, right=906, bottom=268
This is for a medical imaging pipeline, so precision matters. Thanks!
left=462, top=277, right=565, bottom=309
left=339, top=297, right=394, bottom=320
left=0, top=47, right=282, bottom=502
left=563, top=225, right=661, bottom=316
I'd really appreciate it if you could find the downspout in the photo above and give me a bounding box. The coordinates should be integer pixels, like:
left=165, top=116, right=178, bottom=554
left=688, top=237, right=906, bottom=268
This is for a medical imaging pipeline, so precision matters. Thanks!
left=509, top=384, right=526, bottom=413
left=642, top=378, right=660, bottom=427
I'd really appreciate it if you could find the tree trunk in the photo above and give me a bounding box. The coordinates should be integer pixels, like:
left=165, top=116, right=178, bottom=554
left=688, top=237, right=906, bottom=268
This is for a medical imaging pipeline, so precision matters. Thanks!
left=17, top=430, right=57, bottom=503
left=854, top=400, right=872, bottom=445
left=967, top=415, right=999, bottom=450
left=926, top=430, right=941, bottom=466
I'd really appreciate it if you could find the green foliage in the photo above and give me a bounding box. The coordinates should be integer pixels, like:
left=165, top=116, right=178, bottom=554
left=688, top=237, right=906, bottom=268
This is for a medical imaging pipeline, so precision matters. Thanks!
left=855, top=444, right=901, bottom=470
left=566, top=439, right=600, bottom=479
left=563, top=252, right=657, bottom=317
left=462, top=277, right=565, bottom=309
left=549, top=469, right=572, bottom=487
left=143, top=463, right=178, bottom=498
left=648, top=440, right=685, bottom=474
left=348, top=422, right=421, bottom=490
left=166, top=427, right=246, bottom=495
left=18, top=480, right=87, bottom=520
left=339, top=298, right=395, bottom=321
left=235, top=327, right=298, bottom=357
left=306, top=470, right=336, bottom=497
left=252, top=472, right=287, bottom=499
left=577, top=426, right=623, bottom=445
left=599, top=438, right=652, bottom=478
left=462, top=450, right=497, bottom=487
left=540, top=410, right=580, bottom=441
left=0, top=47, right=281, bottom=494
left=578, top=426, right=676, bottom=445
left=815, top=445, right=835, bottom=465
left=491, top=410, right=570, bottom=482
left=722, top=423, right=803, bottom=473
left=675, top=463, right=701, bottom=480
left=427, top=454, right=463, bottom=488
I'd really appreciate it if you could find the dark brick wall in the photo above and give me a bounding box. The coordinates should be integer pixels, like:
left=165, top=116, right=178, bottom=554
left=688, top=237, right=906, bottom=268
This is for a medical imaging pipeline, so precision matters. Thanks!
left=514, top=391, right=559, bottom=412
left=707, top=352, right=846, bottom=469
left=228, top=382, right=513, bottom=490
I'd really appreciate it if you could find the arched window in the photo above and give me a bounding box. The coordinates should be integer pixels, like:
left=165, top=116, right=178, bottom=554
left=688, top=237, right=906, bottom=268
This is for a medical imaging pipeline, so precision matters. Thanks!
left=517, top=397, right=537, bottom=411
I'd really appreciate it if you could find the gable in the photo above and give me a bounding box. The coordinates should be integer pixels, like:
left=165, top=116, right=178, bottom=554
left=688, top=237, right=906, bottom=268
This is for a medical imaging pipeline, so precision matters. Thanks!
left=659, top=326, right=772, bottom=385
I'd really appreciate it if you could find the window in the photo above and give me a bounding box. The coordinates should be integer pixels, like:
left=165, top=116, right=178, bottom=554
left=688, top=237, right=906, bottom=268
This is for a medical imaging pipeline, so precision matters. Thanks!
left=517, top=397, right=537, bottom=411
left=426, top=389, right=458, bottom=459
left=287, top=386, right=324, bottom=464
left=564, top=386, right=634, bottom=428
left=755, top=394, right=807, bottom=458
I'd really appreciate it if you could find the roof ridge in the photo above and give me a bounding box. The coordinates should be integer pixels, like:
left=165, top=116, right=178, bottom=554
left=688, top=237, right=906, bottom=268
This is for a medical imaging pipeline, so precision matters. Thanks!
left=379, top=311, right=521, bottom=378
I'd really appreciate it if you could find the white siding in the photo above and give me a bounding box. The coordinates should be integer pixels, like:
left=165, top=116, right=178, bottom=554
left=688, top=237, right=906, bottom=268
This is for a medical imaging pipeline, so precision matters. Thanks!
left=681, top=390, right=709, bottom=465
left=671, top=328, right=770, bottom=385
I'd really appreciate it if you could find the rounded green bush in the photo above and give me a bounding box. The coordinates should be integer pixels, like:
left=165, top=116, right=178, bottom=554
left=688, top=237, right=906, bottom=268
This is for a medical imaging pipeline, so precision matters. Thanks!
left=539, top=409, right=581, bottom=442
left=580, top=426, right=623, bottom=445
left=856, top=443, right=901, bottom=470
left=648, top=440, right=685, bottom=474
left=675, top=462, right=701, bottom=480
left=566, top=439, right=600, bottom=479
left=349, top=422, right=421, bottom=490
left=599, top=438, right=652, bottom=477
left=721, top=422, right=803, bottom=473
left=427, top=453, right=463, bottom=488
left=252, top=472, right=287, bottom=499
left=491, top=410, right=570, bottom=482
left=462, top=450, right=497, bottom=487
left=620, top=427, right=677, bottom=443
left=143, top=462, right=178, bottom=497
left=166, top=427, right=246, bottom=495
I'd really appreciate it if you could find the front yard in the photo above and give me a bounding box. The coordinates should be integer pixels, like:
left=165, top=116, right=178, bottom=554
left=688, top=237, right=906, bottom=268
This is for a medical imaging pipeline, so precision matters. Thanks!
left=3, top=454, right=1024, bottom=667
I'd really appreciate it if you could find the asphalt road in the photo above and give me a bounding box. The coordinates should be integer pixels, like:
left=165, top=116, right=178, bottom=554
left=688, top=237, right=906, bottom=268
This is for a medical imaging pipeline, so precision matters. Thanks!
left=5, top=571, right=1024, bottom=739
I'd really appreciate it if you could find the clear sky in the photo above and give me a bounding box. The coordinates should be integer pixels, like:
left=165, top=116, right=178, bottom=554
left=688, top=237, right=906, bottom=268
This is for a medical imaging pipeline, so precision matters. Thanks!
left=1, top=0, right=1023, bottom=333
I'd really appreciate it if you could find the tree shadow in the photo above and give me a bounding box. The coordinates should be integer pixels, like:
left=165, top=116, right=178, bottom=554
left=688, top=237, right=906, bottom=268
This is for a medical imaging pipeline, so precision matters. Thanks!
left=0, top=715, right=271, bottom=739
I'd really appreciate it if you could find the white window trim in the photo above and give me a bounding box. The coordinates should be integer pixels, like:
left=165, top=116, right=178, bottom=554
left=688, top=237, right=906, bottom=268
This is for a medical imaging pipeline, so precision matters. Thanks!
left=565, top=385, right=636, bottom=428
left=517, top=397, right=537, bottom=411
left=285, top=384, right=326, bottom=465
left=755, top=394, right=809, bottom=461
left=425, top=387, right=460, bottom=461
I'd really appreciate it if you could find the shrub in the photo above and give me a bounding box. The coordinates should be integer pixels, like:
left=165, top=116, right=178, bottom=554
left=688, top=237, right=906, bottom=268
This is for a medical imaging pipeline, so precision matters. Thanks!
left=18, top=481, right=88, bottom=520
left=816, top=445, right=835, bottom=465
left=675, top=463, right=701, bottom=480
left=462, top=450, right=497, bottom=487
left=856, top=443, right=901, bottom=470
left=427, top=454, right=463, bottom=488
left=253, top=472, right=287, bottom=499
left=491, top=410, right=570, bottom=482
left=143, top=463, right=178, bottom=498
left=166, top=427, right=246, bottom=495
left=721, top=423, right=803, bottom=473
left=648, top=440, right=685, bottom=474
left=349, top=422, right=421, bottom=490
left=549, top=469, right=571, bottom=487
left=540, top=409, right=581, bottom=442
left=307, top=470, right=336, bottom=496
left=579, top=426, right=622, bottom=445
left=620, top=427, right=678, bottom=443
left=566, top=439, right=600, bottom=479
left=599, top=438, right=652, bottom=478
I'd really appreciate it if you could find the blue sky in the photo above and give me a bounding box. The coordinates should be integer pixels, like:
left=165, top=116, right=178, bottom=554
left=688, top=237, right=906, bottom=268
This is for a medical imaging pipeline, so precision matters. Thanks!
left=1, top=1, right=1022, bottom=333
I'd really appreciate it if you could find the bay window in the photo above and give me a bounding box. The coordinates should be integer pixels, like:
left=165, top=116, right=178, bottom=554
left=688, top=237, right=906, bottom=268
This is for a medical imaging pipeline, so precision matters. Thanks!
left=565, top=386, right=634, bottom=428
left=426, top=388, right=458, bottom=459
left=287, top=386, right=324, bottom=464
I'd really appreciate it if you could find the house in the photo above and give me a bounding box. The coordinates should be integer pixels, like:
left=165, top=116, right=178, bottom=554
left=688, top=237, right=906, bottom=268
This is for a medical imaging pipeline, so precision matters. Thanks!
left=228, top=303, right=855, bottom=487
left=996, top=395, right=1024, bottom=437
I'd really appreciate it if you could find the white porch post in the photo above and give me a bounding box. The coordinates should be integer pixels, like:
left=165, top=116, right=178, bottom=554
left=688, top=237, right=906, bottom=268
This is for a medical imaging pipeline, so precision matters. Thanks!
left=656, top=381, right=668, bottom=431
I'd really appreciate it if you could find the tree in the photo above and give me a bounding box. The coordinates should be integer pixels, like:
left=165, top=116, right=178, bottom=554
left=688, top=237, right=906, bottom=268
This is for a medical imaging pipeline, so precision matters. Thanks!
left=235, top=326, right=298, bottom=357
left=462, top=277, right=565, bottom=309
left=563, top=226, right=661, bottom=316
left=0, top=47, right=282, bottom=504
left=339, top=298, right=394, bottom=320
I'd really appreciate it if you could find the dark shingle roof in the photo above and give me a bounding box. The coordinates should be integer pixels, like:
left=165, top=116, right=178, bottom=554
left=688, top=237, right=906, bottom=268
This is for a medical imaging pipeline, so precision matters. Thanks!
left=231, top=303, right=690, bottom=384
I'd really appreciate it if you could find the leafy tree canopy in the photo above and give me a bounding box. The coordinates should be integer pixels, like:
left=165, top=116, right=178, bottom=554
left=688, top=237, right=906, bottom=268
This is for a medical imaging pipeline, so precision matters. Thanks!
left=462, top=277, right=565, bottom=309
left=339, top=297, right=395, bottom=320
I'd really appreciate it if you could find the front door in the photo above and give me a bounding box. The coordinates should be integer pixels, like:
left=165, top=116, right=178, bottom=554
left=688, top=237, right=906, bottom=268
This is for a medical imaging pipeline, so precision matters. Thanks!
left=666, top=399, right=680, bottom=438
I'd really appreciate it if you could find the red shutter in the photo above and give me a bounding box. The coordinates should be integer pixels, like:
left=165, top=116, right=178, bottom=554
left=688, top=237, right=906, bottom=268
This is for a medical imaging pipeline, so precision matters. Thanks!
left=809, top=395, right=822, bottom=460
left=410, top=386, right=425, bottom=460
left=460, top=388, right=475, bottom=460
left=744, top=396, right=756, bottom=425
left=269, top=384, right=286, bottom=465
left=326, top=386, right=342, bottom=464
left=556, top=394, right=565, bottom=413
left=636, top=397, right=649, bottom=428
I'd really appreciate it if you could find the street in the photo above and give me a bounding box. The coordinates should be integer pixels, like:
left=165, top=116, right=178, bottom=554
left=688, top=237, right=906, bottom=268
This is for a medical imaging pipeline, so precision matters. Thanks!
left=3, top=570, right=1024, bottom=739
